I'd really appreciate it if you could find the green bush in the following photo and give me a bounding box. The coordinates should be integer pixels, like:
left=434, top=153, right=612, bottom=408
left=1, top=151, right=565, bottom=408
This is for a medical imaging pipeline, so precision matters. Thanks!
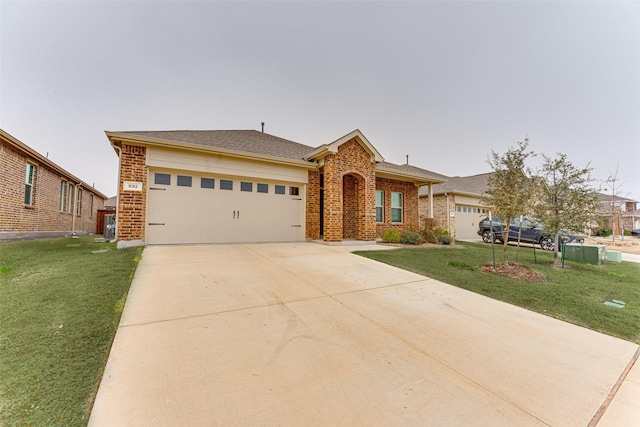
left=438, top=235, right=452, bottom=245
left=435, top=228, right=449, bottom=237
left=381, top=228, right=402, bottom=243
left=401, top=231, right=421, bottom=245
left=623, top=230, right=631, bottom=236
left=594, top=228, right=612, bottom=237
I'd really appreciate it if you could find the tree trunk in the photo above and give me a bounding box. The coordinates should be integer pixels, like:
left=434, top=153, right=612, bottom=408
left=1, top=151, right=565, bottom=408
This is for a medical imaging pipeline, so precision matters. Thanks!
left=553, top=230, right=561, bottom=265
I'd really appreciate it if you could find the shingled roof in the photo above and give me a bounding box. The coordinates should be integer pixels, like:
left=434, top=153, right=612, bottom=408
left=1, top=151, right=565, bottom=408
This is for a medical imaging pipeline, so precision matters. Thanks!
left=108, top=129, right=446, bottom=183
left=418, top=172, right=492, bottom=197
left=114, top=130, right=314, bottom=162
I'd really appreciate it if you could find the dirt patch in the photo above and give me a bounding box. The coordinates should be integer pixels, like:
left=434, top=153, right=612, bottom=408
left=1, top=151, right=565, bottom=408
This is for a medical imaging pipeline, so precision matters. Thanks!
left=479, top=262, right=546, bottom=283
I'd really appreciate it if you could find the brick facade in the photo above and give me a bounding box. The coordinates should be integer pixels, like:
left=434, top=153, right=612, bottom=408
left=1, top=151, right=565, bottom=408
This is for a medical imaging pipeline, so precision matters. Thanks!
left=116, top=144, right=147, bottom=243
left=375, top=177, right=419, bottom=236
left=112, top=132, right=431, bottom=245
left=1, top=134, right=106, bottom=241
left=305, top=170, right=321, bottom=240
left=321, top=139, right=377, bottom=242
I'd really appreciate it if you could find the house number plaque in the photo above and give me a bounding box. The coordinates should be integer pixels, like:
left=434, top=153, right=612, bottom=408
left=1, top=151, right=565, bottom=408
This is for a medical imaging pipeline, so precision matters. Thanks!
left=123, top=181, right=143, bottom=192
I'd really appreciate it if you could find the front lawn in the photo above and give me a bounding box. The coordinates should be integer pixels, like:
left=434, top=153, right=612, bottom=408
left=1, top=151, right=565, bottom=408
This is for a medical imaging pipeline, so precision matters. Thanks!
left=0, top=235, right=142, bottom=426
left=355, top=242, right=640, bottom=344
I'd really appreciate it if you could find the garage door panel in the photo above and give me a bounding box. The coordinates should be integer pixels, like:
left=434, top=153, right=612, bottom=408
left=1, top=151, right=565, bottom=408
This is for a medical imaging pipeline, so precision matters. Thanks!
left=147, top=170, right=305, bottom=245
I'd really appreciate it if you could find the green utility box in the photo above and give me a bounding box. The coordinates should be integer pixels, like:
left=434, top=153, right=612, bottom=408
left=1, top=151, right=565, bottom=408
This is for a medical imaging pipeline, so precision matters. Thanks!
left=606, top=251, right=622, bottom=263
left=563, top=243, right=607, bottom=265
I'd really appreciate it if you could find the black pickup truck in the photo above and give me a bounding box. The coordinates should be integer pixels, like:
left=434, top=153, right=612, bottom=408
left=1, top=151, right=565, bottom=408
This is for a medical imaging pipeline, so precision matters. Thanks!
left=477, top=217, right=584, bottom=251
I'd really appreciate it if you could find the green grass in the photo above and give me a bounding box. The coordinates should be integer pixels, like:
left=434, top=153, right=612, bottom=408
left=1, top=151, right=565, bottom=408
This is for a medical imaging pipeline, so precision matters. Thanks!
left=0, top=235, right=142, bottom=426
left=355, top=242, right=640, bottom=344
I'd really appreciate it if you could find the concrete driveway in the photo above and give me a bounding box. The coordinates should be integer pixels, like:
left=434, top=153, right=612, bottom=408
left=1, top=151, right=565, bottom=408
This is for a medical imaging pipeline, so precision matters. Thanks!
left=90, top=243, right=639, bottom=426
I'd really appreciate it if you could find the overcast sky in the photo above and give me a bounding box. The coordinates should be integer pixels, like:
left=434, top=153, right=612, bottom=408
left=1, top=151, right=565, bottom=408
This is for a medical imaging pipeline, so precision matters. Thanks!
left=2, top=0, right=639, bottom=201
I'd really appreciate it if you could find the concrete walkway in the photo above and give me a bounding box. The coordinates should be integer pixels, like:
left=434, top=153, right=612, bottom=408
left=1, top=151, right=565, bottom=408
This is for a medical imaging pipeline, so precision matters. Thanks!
left=90, top=243, right=639, bottom=426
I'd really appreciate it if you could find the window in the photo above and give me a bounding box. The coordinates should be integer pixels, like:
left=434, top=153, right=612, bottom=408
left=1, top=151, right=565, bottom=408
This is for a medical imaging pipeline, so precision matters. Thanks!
left=375, top=190, right=384, bottom=222
left=24, top=163, right=35, bottom=205
left=275, top=185, right=286, bottom=195
left=177, top=175, right=192, bottom=187
left=76, top=188, right=82, bottom=215
left=457, top=206, right=462, bottom=212
left=66, top=185, right=73, bottom=213
left=89, top=194, right=94, bottom=217
left=257, top=183, right=268, bottom=193
left=201, top=178, right=215, bottom=189
left=241, top=182, right=253, bottom=192
left=154, top=173, right=171, bottom=185
left=391, top=192, right=403, bottom=223
left=220, top=179, right=233, bottom=190
left=59, top=180, right=67, bottom=211
left=290, top=186, right=299, bottom=196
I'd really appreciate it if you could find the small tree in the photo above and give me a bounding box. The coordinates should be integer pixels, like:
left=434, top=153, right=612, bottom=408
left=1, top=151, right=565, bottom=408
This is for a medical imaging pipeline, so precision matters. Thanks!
left=480, top=139, right=535, bottom=262
left=533, top=153, right=598, bottom=264
left=603, top=165, right=626, bottom=242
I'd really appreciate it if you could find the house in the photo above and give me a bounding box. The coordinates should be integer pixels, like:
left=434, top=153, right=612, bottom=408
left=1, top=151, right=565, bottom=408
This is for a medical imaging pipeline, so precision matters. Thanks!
left=418, top=173, right=491, bottom=239
left=106, top=129, right=448, bottom=247
left=0, top=129, right=107, bottom=242
left=596, top=193, right=639, bottom=234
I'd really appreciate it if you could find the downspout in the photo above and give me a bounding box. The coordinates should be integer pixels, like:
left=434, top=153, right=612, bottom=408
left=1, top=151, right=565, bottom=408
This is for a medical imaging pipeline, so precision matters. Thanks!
left=110, top=140, right=122, bottom=243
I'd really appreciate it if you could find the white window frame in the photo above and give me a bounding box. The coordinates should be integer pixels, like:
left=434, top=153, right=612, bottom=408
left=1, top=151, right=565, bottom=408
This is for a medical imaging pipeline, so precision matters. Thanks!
left=76, top=188, right=82, bottom=215
left=375, top=190, right=384, bottom=223
left=66, top=184, right=74, bottom=213
left=25, top=163, right=35, bottom=205
left=391, top=191, right=403, bottom=223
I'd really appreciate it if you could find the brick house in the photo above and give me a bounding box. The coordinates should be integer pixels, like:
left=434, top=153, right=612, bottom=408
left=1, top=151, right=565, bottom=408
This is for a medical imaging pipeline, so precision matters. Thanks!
left=106, top=129, right=447, bottom=247
left=418, top=173, right=491, bottom=239
left=1, top=129, right=107, bottom=242
left=596, top=193, right=639, bottom=234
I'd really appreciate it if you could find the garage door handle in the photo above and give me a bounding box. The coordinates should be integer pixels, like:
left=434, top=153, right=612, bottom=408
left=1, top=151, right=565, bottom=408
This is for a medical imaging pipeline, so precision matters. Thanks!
left=148, top=223, right=165, bottom=226
left=237, top=210, right=240, bottom=219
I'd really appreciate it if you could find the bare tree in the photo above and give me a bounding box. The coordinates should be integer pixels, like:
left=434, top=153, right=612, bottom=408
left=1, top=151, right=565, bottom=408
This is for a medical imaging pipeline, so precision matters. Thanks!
left=603, top=165, right=626, bottom=242
left=480, top=139, right=535, bottom=262
left=533, top=153, right=598, bottom=264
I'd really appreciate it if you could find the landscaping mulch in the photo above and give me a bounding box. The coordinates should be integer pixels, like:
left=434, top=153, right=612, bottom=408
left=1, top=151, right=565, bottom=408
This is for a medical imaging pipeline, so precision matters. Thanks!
left=480, top=261, right=546, bottom=282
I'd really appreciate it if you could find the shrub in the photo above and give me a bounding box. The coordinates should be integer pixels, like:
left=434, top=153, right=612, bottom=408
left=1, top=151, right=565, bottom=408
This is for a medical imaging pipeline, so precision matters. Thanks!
left=435, top=228, right=449, bottom=237
left=438, top=235, right=452, bottom=245
left=623, top=230, right=631, bottom=236
left=401, top=231, right=421, bottom=245
left=381, top=228, right=402, bottom=243
left=594, top=228, right=612, bottom=237
left=420, top=216, right=440, bottom=244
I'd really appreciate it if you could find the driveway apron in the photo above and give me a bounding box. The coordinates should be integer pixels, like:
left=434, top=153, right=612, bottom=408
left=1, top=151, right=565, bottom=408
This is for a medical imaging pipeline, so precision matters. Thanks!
left=89, top=243, right=639, bottom=426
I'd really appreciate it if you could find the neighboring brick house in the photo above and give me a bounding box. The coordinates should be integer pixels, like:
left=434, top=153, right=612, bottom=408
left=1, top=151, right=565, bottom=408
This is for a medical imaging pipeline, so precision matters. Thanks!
left=418, top=173, right=491, bottom=239
left=1, top=129, right=107, bottom=242
left=106, top=129, right=447, bottom=247
left=596, top=193, right=639, bottom=234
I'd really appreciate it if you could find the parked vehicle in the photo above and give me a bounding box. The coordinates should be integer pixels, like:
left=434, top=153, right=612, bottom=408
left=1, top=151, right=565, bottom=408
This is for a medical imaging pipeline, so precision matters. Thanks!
left=477, top=216, right=584, bottom=251
left=631, top=229, right=640, bottom=237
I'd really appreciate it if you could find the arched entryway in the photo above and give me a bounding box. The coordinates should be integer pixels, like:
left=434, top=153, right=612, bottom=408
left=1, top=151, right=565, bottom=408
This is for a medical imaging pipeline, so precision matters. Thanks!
left=342, top=173, right=366, bottom=240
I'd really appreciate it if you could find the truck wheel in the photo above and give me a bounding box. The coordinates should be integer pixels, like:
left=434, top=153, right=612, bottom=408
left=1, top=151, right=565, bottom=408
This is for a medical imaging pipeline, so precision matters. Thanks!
left=540, top=237, right=554, bottom=251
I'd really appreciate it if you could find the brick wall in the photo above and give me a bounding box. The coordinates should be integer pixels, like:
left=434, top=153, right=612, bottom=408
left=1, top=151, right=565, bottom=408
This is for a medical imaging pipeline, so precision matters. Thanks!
left=375, top=177, right=419, bottom=236
left=117, top=144, right=147, bottom=242
left=305, top=170, right=321, bottom=240
left=321, top=139, right=376, bottom=242
left=0, top=141, right=106, bottom=240
left=418, top=193, right=455, bottom=235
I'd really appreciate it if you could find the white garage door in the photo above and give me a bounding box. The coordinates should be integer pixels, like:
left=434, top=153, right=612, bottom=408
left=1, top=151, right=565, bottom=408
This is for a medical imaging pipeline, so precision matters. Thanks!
left=454, top=205, right=487, bottom=239
left=146, top=170, right=305, bottom=245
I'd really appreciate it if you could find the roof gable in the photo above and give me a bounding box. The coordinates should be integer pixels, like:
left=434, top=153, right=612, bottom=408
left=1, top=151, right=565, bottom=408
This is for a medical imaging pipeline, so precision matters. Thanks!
left=305, top=129, right=384, bottom=163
